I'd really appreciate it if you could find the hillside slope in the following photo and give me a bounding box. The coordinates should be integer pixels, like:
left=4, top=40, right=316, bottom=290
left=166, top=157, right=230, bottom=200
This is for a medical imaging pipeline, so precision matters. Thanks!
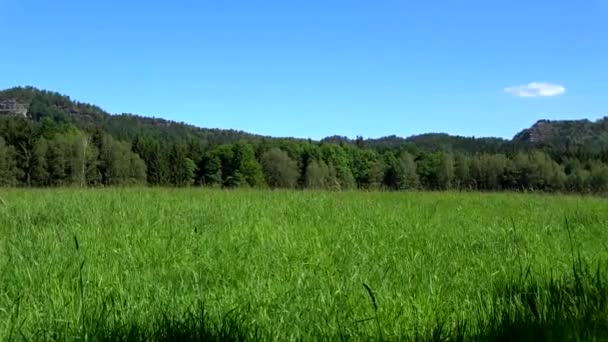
left=5, top=86, right=608, bottom=155
left=0, top=86, right=263, bottom=147
left=1, top=86, right=608, bottom=192
left=513, top=118, right=608, bottom=158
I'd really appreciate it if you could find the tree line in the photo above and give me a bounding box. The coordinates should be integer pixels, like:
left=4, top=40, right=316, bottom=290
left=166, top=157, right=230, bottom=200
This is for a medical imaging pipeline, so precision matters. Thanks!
left=1, top=115, right=608, bottom=193
left=1, top=87, right=608, bottom=193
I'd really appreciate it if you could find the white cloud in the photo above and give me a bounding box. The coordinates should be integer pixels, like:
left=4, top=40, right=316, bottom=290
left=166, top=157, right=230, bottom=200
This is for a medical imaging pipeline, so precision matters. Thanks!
left=504, top=82, right=565, bottom=98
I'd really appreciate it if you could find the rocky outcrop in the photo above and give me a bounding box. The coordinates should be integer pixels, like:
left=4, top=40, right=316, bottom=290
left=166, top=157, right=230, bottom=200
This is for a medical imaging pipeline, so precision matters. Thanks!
left=513, top=117, right=608, bottom=145
left=514, top=120, right=558, bottom=143
left=0, top=99, right=28, bottom=117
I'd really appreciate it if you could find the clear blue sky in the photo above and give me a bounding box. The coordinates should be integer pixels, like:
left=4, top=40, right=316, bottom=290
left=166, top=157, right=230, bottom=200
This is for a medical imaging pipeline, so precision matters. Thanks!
left=1, top=0, right=606, bottom=140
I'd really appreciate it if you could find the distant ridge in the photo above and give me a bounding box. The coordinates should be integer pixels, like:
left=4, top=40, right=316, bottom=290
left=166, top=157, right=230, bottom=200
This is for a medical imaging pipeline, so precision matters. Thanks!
left=0, top=86, right=265, bottom=147
left=1, top=85, right=607, bottom=154
left=512, top=118, right=608, bottom=152
left=1, top=85, right=608, bottom=192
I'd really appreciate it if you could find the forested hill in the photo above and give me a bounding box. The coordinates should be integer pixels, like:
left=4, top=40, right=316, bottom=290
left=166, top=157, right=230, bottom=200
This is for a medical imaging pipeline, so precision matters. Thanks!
left=0, top=86, right=511, bottom=152
left=321, top=134, right=508, bottom=153
left=0, top=86, right=263, bottom=146
left=1, top=86, right=608, bottom=193
left=513, top=118, right=608, bottom=157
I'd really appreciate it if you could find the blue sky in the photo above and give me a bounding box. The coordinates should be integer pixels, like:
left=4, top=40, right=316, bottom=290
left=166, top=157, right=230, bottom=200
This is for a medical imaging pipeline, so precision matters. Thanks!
left=1, top=0, right=606, bottom=140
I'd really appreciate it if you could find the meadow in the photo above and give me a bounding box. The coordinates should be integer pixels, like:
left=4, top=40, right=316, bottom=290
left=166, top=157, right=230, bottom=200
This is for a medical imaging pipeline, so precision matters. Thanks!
left=1, top=189, right=607, bottom=341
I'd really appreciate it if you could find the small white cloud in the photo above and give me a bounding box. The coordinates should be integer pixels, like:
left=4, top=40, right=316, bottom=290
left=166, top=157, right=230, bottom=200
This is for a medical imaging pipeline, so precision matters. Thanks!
left=504, top=82, right=565, bottom=98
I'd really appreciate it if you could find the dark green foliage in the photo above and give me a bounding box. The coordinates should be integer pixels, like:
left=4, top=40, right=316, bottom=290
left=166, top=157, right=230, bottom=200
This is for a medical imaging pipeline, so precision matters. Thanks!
left=508, top=152, right=566, bottom=191
left=323, top=133, right=509, bottom=153
left=588, top=161, right=608, bottom=193
left=417, top=152, right=454, bottom=190
left=0, top=137, right=19, bottom=186
left=94, top=133, right=147, bottom=186
left=33, top=133, right=97, bottom=186
left=383, top=151, right=419, bottom=190
left=231, top=142, right=264, bottom=187
left=513, top=118, right=608, bottom=161
left=168, top=144, right=196, bottom=186
left=213, top=144, right=239, bottom=187
left=470, top=154, right=509, bottom=190
left=197, top=153, right=223, bottom=186
left=351, top=148, right=384, bottom=189
left=319, top=144, right=356, bottom=189
left=198, top=143, right=265, bottom=188
left=0, top=117, right=38, bottom=185
left=133, top=134, right=170, bottom=185
left=453, top=153, right=472, bottom=189
left=261, top=148, right=299, bottom=188
left=2, top=86, right=608, bottom=192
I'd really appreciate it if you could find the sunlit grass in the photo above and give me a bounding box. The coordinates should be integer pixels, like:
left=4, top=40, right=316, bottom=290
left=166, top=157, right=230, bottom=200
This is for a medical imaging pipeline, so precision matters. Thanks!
left=1, top=189, right=607, bottom=340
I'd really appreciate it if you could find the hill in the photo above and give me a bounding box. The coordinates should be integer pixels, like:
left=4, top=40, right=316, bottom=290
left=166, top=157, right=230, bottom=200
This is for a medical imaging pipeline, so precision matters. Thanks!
left=0, top=86, right=263, bottom=147
left=513, top=118, right=608, bottom=159
left=5, top=85, right=607, bottom=155
left=1, top=85, right=608, bottom=193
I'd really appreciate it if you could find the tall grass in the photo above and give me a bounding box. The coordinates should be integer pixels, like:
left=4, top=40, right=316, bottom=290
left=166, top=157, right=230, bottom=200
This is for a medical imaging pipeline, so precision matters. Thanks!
left=7, top=259, right=605, bottom=341
left=473, top=260, right=607, bottom=341
left=1, top=189, right=607, bottom=340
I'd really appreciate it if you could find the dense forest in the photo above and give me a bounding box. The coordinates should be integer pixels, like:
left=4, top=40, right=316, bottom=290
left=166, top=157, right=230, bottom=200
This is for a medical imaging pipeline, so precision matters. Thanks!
left=1, top=86, right=608, bottom=193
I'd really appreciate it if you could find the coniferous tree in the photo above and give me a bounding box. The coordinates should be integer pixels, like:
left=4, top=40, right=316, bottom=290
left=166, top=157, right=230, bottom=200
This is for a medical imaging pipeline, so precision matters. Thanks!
left=232, top=142, right=264, bottom=187
left=0, top=137, right=19, bottom=186
left=133, top=134, right=169, bottom=185
left=168, top=144, right=196, bottom=186
left=2, top=86, right=608, bottom=193
left=31, top=137, right=50, bottom=186
left=197, top=153, right=222, bottom=186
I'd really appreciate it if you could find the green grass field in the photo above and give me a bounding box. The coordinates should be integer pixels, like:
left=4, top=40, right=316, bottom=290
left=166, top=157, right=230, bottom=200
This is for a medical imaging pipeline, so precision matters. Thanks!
left=1, top=189, right=607, bottom=340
